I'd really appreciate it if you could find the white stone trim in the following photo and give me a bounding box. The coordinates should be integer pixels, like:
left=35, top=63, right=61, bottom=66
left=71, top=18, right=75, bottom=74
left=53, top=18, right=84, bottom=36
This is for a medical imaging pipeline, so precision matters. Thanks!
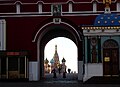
left=29, top=62, right=39, bottom=81
left=61, top=22, right=81, bottom=41
left=117, top=2, right=120, bottom=12
left=38, top=2, right=42, bottom=13
left=6, top=57, right=8, bottom=79
left=68, top=1, right=73, bottom=13
left=25, top=56, right=27, bottom=78
left=78, top=61, right=83, bottom=80
left=33, top=21, right=81, bottom=42
left=104, top=7, right=111, bottom=13
left=0, top=0, right=118, bottom=17
left=83, top=63, right=103, bottom=82
left=0, top=19, right=6, bottom=50
left=93, top=1, right=97, bottom=12
left=1, top=10, right=120, bottom=17
left=0, top=0, right=117, bottom=6
left=0, top=1, right=94, bottom=5
left=16, top=2, right=20, bottom=14
left=53, top=18, right=61, bottom=24
left=0, top=58, right=1, bottom=79
left=32, top=22, right=53, bottom=42
left=83, top=29, right=120, bottom=36
left=0, top=0, right=116, bottom=5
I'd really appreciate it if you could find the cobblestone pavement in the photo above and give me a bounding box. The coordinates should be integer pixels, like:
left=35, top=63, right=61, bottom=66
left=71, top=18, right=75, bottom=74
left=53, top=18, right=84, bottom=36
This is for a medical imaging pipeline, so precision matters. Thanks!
left=1, top=73, right=120, bottom=87
left=44, top=73, right=78, bottom=81
left=0, top=81, right=120, bottom=87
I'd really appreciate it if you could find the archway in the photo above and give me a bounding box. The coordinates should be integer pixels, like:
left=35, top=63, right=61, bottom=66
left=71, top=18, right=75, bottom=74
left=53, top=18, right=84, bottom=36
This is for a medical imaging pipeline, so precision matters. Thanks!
left=44, top=37, right=78, bottom=80
left=35, top=21, right=83, bottom=81
left=103, top=39, right=119, bottom=76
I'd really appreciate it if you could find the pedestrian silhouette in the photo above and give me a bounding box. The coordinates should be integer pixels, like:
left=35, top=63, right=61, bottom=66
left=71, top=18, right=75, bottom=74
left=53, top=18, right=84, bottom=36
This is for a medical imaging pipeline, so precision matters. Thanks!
left=68, top=68, right=71, bottom=73
left=58, top=67, right=61, bottom=74
left=63, top=72, right=66, bottom=78
left=53, top=68, right=57, bottom=78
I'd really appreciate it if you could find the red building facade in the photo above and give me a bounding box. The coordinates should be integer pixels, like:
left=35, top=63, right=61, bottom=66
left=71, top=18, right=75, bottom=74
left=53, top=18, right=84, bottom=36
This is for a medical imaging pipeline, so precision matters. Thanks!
left=0, top=0, right=120, bottom=82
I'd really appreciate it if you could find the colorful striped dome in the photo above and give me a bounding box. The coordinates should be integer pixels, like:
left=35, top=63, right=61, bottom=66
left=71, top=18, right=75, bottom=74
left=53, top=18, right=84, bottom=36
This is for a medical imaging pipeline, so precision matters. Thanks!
left=50, top=58, right=55, bottom=64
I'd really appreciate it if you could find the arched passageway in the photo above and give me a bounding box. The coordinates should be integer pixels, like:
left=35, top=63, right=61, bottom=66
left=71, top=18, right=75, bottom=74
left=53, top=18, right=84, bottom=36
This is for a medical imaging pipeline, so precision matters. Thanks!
left=34, top=20, right=83, bottom=81
left=44, top=37, right=78, bottom=80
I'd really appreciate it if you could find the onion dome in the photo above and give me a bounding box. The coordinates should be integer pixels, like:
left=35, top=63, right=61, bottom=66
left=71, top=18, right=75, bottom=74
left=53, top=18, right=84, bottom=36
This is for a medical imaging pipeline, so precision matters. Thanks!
left=62, top=57, right=66, bottom=63
left=44, top=58, right=49, bottom=64
left=50, top=58, right=55, bottom=64
left=94, top=14, right=120, bottom=26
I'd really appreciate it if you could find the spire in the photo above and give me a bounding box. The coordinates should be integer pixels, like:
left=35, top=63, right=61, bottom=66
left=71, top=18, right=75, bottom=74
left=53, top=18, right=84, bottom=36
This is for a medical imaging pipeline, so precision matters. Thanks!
left=53, top=45, right=59, bottom=63
left=55, top=45, right=57, bottom=52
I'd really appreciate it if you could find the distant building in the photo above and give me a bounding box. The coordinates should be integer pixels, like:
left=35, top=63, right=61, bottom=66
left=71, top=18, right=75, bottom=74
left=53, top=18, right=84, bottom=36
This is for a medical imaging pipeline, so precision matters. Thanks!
left=44, top=45, right=67, bottom=73
left=44, top=58, right=51, bottom=73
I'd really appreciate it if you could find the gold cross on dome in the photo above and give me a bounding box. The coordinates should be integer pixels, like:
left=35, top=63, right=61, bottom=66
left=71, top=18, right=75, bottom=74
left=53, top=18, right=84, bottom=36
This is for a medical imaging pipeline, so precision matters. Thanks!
left=103, top=0, right=111, bottom=8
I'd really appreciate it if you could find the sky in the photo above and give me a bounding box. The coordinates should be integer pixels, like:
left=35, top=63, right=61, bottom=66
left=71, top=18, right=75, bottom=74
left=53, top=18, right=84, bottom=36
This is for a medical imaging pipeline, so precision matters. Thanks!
left=44, top=37, right=78, bottom=73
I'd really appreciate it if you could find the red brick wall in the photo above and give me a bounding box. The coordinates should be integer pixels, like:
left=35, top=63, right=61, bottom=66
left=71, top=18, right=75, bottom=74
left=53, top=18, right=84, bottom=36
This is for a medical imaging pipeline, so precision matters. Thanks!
left=21, top=4, right=38, bottom=12
left=0, top=5, right=16, bottom=13
left=5, top=16, right=96, bottom=61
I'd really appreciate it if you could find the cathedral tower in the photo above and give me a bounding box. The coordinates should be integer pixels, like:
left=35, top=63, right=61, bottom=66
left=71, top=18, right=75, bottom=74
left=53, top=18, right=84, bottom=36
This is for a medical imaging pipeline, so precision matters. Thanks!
left=53, top=45, right=60, bottom=68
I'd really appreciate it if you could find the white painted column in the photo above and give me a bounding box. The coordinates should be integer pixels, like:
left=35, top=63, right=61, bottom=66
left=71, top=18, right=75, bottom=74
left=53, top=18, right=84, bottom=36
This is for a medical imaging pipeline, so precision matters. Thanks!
left=68, top=2, right=73, bottom=13
left=38, top=3, right=42, bottom=13
left=25, top=56, right=27, bottom=78
left=119, top=36, right=120, bottom=71
left=0, top=58, right=1, bottom=79
left=93, top=2, right=97, bottom=12
left=16, top=2, right=20, bottom=14
left=78, top=61, right=83, bottom=80
left=29, top=62, right=38, bottom=81
left=18, top=57, right=20, bottom=78
left=27, top=58, right=29, bottom=78
left=0, top=19, right=6, bottom=50
left=117, top=2, right=120, bottom=12
left=6, top=57, right=8, bottom=79
left=83, top=63, right=103, bottom=82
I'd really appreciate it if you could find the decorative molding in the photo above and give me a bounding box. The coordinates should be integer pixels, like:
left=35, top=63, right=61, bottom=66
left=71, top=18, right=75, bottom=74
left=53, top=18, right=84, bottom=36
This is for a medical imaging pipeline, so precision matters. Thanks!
left=104, top=7, right=111, bottom=13
left=0, top=0, right=117, bottom=5
left=32, top=22, right=53, bottom=42
left=53, top=18, right=61, bottom=24
left=38, top=2, right=42, bottom=13
left=33, top=21, right=81, bottom=42
left=16, top=2, right=21, bottom=14
left=83, top=29, right=120, bottom=36
left=0, top=0, right=118, bottom=16
left=0, top=11, right=120, bottom=17
left=93, top=1, right=97, bottom=12
left=68, top=1, right=73, bottom=13
left=117, top=2, right=120, bottom=12
left=0, top=19, right=6, bottom=50
left=82, top=26, right=120, bottom=30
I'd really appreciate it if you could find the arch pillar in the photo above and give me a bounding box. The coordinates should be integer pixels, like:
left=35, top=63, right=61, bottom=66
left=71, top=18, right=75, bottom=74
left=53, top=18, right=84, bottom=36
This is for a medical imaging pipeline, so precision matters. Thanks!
left=78, top=40, right=83, bottom=80
left=30, top=20, right=83, bottom=81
